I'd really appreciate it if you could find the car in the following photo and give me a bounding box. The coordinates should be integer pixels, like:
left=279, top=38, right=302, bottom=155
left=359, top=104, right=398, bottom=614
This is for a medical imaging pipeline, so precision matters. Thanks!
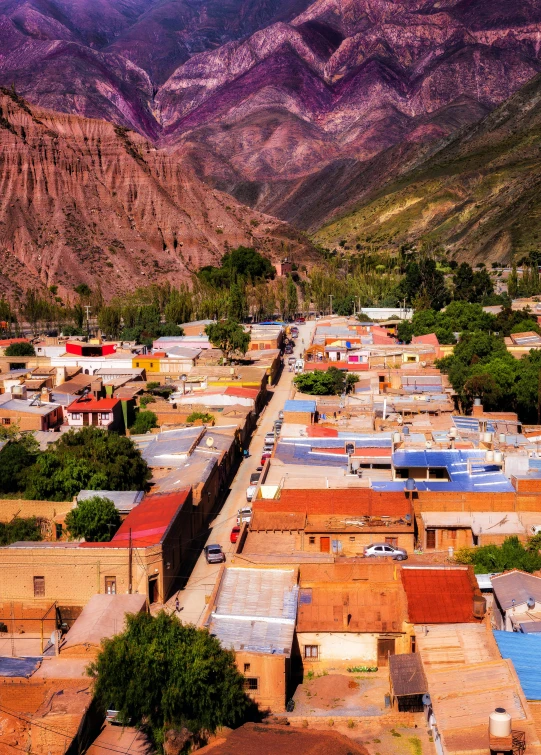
left=237, top=507, right=252, bottom=525
left=230, top=526, right=241, bottom=544
left=364, top=543, right=408, bottom=561
left=246, top=485, right=257, bottom=502
left=288, top=356, right=296, bottom=365
left=284, top=345, right=294, bottom=354
left=274, top=422, right=282, bottom=435
left=250, top=472, right=261, bottom=485
left=290, top=327, right=299, bottom=338
left=278, top=411, right=284, bottom=420
left=265, top=432, right=276, bottom=444
left=296, top=317, right=305, bottom=323
left=261, top=452, right=271, bottom=465
left=204, top=544, right=226, bottom=564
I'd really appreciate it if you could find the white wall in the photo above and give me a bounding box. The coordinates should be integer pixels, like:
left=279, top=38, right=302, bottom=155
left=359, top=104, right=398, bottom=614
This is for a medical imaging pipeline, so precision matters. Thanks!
left=297, top=632, right=377, bottom=663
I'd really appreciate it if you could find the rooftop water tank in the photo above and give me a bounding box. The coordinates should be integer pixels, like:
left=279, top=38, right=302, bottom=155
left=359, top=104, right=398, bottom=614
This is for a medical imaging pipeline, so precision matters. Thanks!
left=489, top=709, right=511, bottom=738
left=405, top=478, right=416, bottom=492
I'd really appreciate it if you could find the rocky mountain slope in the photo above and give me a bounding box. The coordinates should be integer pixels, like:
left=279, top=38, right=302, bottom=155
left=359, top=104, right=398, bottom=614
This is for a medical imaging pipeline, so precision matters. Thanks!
left=313, top=72, right=541, bottom=265
left=0, top=89, right=315, bottom=299
left=1, top=0, right=540, bottom=230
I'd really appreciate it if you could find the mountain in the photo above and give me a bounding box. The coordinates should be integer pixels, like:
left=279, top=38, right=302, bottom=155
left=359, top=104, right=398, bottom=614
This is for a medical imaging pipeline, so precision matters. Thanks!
left=1, top=0, right=540, bottom=228
left=0, top=88, right=316, bottom=299
left=313, top=72, right=541, bottom=265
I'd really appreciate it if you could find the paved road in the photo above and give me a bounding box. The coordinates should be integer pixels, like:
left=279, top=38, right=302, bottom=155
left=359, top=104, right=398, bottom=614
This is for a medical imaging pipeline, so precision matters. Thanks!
left=168, top=320, right=315, bottom=626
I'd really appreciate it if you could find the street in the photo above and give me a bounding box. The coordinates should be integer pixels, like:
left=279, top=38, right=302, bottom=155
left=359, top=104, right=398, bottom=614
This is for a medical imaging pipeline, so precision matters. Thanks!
left=168, top=320, right=315, bottom=625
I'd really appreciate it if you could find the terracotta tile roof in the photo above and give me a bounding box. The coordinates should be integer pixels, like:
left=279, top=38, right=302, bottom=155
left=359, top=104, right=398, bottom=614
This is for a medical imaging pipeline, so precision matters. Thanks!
left=67, top=397, right=120, bottom=412
left=305, top=426, right=338, bottom=437
left=81, top=489, right=191, bottom=548
left=257, top=488, right=411, bottom=517
left=224, top=386, right=259, bottom=399
left=401, top=567, right=480, bottom=624
left=412, top=333, right=440, bottom=347
left=296, top=580, right=406, bottom=633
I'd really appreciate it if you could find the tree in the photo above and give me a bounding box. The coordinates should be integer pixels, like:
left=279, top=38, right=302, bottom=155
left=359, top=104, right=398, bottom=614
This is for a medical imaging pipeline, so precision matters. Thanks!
left=130, top=410, right=158, bottom=435
left=205, top=321, right=250, bottom=363
left=4, top=341, right=35, bottom=357
left=228, top=282, right=247, bottom=322
left=186, top=412, right=214, bottom=424
left=286, top=275, right=298, bottom=318
left=401, top=258, right=447, bottom=310
left=508, top=264, right=519, bottom=299
left=0, top=517, right=42, bottom=545
left=24, top=427, right=150, bottom=501
left=65, top=496, right=121, bottom=542
left=0, top=438, right=38, bottom=494
left=97, top=306, right=122, bottom=338
left=455, top=536, right=541, bottom=574
left=294, top=367, right=358, bottom=396
left=88, top=611, right=249, bottom=748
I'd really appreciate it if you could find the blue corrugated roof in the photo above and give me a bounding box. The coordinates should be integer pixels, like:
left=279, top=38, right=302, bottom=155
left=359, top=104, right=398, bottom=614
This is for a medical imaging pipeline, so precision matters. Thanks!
left=283, top=400, right=316, bottom=413
left=0, top=656, right=41, bottom=677
left=494, top=631, right=541, bottom=699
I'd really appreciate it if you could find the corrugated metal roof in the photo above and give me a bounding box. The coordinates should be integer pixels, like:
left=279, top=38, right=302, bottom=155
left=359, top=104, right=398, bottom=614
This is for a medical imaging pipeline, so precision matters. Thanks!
left=491, top=571, right=541, bottom=610
left=62, top=594, right=146, bottom=650
left=401, top=567, right=480, bottom=624
left=284, top=400, right=316, bottom=413
left=421, top=512, right=525, bottom=535
left=0, top=399, right=60, bottom=415
left=494, top=630, right=541, bottom=699
left=208, top=568, right=298, bottom=655
left=0, top=656, right=41, bottom=677
left=77, top=490, right=144, bottom=513
left=389, top=653, right=428, bottom=696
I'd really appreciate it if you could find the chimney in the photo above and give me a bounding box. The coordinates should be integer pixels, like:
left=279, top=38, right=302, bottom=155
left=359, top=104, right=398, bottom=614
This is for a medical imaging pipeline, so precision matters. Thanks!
left=472, top=398, right=484, bottom=417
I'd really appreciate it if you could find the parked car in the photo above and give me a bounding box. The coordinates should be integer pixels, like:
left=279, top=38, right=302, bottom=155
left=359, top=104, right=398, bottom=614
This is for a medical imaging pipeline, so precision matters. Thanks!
left=364, top=543, right=408, bottom=561
left=204, top=544, right=226, bottom=564
left=284, top=344, right=294, bottom=354
left=290, top=327, right=299, bottom=338
left=278, top=410, right=284, bottom=420
left=230, top=526, right=241, bottom=544
left=296, top=317, right=305, bottom=323
left=246, top=485, right=257, bottom=502
left=250, top=472, right=261, bottom=485
left=265, top=432, right=276, bottom=444
left=288, top=356, right=296, bottom=365
left=274, top=421, right=282, bottom=435
left=237, top=507, right=252, bottom=525
left=260, top=452, right=271, bottom=465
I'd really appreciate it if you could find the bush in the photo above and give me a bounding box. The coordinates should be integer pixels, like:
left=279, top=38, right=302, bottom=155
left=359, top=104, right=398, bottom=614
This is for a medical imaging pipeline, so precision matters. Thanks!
left=455, top=536, right=541, bottom=573
left=130, top=410, right=158, bottom=435
left=65, top=496, right=121, bottom=542
left=186, top=412, right=214, bottom=424
left=4, top=341, right=35, bottom=357
left=0, top=517, right=42, bottom=545
left=140, top=395, right=156, bottom=408
left=0, top=437, right=38, bottom=494
left=294, top=367, right=359, bottom=396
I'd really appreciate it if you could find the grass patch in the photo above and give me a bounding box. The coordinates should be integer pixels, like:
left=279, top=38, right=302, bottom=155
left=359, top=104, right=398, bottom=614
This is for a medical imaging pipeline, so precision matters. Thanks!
left=408, top=736, right=423, bottom=755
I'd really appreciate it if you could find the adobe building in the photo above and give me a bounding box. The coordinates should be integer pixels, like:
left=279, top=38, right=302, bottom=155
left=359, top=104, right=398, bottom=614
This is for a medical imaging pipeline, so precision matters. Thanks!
left=203, top=566, right=298, bottom=712
left=0, top=394, right=63, bottom=431
left=66, top=395, right=124, bottom=431
left=0, top=489, right=194, bottom=607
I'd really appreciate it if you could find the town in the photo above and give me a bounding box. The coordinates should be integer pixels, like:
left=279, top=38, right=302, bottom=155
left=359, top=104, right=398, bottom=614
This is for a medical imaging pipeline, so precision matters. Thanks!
left=1, top=300, right=541, bottom=755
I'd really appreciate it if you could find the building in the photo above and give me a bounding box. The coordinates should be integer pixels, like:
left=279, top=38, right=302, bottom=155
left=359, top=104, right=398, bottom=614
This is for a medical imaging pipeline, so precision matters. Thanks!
left=275, top=258, right=292, bottom=276
left=0, top=488, right=194, bottom=606
left=417, top=511, right=526, bottom=551
left=0, top=395, right=63, bottom=431
left=494, top=631, right=541, bottom=700
left=204, top=567, right=298, bottom=711
left=491, top=571, right=541, bottom=631
left=178, top=319, right=215, bottom=336
left=389, top=653, right=428, bottom=712
left=66, top=395, right=124, bottom=431
left=76, top=490, right=144, bottom=516
left=283, top=399, right=316, bottom=425
left=296, top=562, right=410, bottom=668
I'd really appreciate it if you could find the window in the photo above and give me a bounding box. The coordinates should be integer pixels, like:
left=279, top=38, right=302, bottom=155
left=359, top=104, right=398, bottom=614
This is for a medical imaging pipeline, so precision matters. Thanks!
left=135, top=362, right=140, bottom=367
left=104, top=577, right=116, bottom=595
left=99, top=413, right=110, bottom=420
left=1, top=418, right=10, bottom=425
left=304, top=645, right=319, bottom=659
left=71, top=413, right=81, bottom=420
left=349, top=536, right=356, bottom=541
left=244, top=663, right=251, bottom=673
left=309, top=536, right=315, bottom=545
left=244, top=677, right=259, bottom=690
left=33, top=576, right=45, bottom=598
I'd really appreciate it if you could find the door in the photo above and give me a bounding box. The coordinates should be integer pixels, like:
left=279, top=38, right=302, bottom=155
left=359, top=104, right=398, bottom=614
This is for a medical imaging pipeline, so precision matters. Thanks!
left=377, top=638, right=395, bottom=666
left=320, top=537, right=330, bottom=553
left=426, top=529, right=436, bottom=549
left=83, top=413, right=89, bottom=426
left=104, top=577, right=116, bottom=595
left=148, top=577, right=159, bottom=604
left=92, top=412, right=99, bottom=426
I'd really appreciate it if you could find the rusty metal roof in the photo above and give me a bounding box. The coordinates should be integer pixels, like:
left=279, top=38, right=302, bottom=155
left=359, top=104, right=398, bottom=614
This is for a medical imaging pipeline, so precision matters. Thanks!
left=401, top=567, right=480, bottom=624
left=250, top=511, right=306, bottom=531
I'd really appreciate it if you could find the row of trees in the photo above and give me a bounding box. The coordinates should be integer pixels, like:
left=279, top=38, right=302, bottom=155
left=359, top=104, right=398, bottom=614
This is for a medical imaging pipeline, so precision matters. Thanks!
left=294, top=367, right=359, bottom=396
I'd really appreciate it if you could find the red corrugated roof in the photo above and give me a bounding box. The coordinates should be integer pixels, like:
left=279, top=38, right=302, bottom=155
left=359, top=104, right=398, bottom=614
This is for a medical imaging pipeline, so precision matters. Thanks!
left=401, top=568, right=480, bottom=624
left=412, top=333, right=440, bottom=347
left=81, top=488, right=191, bottom=548
left=0, top=338, right=29, bottom=347
left=305, top=426, right=338, bottom=437
left=224, top=386, right=259, bottom=399
left=67, top=397, right=120, bottom=412
left=256, top=489, right=411, bottom=517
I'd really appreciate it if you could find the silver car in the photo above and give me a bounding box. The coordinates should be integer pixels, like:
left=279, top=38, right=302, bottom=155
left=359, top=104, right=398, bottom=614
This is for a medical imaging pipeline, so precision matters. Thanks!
left=364, top=543, right=408, bottom=561
left=204, top=544, right=226, bottom=564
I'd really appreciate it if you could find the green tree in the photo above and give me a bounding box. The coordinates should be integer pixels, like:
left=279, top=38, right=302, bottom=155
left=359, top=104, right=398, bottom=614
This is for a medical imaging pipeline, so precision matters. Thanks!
left=186, top=412, right=214, bottom=424
left=228, top=282, right=247, bottom=322
left=0, top=438, right=39, bottom=494
left=294, top=367, right=357, bottom=396
left=0, top=517, right=42, bottom=545
left=286, top=275, right=298, bottom=318
left=508, top=264, right=519, bottom=299
left=88, top=611, right=249, bottom=749
left=65, top=496, right=121, bottom=542
left=4, top=341, right=35, bottom=357
left=401, top=258, right=447, bottom=310
left=97, top=306, right=122, bottom=338
left=205, top=321, right=250, bottom=362
left=455, top=536, right=541, bottom=574
left=130, top=410, right=158, bottom=435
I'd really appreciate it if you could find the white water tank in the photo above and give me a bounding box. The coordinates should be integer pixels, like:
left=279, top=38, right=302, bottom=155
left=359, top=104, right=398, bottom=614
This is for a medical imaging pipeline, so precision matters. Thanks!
left=484, top=432, right=493, bottom=443
left=486, top=450, right=494, bottom=462
left=494, top=451, right=503, bottom=464
left=489, top=708, right=512, bottom=738
left=393, top=432, right=401, bottom=444
left=499, top=433, right=506, bottom=444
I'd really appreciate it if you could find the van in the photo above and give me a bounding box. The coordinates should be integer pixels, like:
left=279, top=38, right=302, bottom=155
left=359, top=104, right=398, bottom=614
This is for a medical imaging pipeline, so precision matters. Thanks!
left=237, top=507, right=252, bottom=526
left=246, top=486, right=257, bottom=502
left=294, top=359, right=304, bottom=374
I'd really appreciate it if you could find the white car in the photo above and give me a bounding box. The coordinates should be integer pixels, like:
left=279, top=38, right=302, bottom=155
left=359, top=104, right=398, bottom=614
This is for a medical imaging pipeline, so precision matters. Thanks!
left=364, top=543, right=408, bottom=561
left=237, top=507, right=252, bottom=525
left=246, top=485, right=257, bottom=502
left=265, top=433, right=276, bottom=445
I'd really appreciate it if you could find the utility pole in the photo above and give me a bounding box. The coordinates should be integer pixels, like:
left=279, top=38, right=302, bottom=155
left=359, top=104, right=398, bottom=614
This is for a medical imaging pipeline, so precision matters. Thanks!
left=84, top=305, right=91, bottom=339
left=329, top=295, right=333, bottom=317
left=128, top=528, right=133, bottom=594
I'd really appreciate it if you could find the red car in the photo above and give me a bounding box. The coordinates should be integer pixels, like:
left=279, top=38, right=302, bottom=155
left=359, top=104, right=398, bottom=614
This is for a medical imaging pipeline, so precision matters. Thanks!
left=260, top=452, right=271, bottom=465
left=230, top=526, right=241, bottom=544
